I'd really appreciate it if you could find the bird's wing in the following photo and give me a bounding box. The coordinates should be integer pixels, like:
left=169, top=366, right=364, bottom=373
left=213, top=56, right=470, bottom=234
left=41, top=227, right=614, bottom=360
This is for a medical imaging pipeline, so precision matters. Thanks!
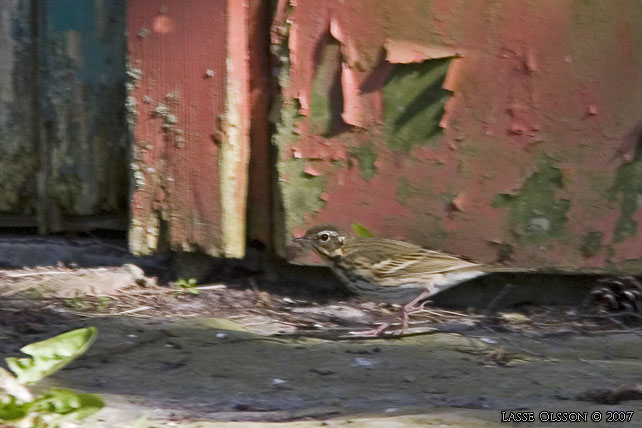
left=343, top=238, right=482, bottom=284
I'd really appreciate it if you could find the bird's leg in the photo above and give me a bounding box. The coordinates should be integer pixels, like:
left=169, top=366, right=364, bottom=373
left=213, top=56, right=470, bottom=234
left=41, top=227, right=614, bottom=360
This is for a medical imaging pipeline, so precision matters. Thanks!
left=401, top=290, right=433, bottom=334
left=348, top=322, right=390, bottom=337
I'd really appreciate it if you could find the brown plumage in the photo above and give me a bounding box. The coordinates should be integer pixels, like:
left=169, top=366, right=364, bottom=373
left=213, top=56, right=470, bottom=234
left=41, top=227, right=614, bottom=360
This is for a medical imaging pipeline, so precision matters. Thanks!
left=295, top=224, right=523, bottom=334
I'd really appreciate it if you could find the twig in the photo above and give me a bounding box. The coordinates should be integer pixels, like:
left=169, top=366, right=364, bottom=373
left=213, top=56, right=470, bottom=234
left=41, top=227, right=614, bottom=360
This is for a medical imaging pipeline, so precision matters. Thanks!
left=3, top=271, right=73, bottom=278
left=86, top=239, right=129, bottom=253
left=0, top=279, right=48, bottom=297
left=602, top=315, right=642, bottom=338
left=485, top=283, right=515, bottom=314
left=116, top=306, right=153, bottom=315
left=194, top=284, right=227, bottom=291
left=580, top=311, right=642, bottom=321
left=480, top=324, right=544, bottom=357
left=249, top=278, right=272, bottom=307
left=61, top=305, right=153, bottom=318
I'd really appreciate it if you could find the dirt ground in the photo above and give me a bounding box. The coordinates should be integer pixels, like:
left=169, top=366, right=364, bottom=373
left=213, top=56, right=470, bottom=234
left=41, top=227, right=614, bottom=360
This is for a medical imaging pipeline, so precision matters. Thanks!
left=0, top=237, right=641, bottom=427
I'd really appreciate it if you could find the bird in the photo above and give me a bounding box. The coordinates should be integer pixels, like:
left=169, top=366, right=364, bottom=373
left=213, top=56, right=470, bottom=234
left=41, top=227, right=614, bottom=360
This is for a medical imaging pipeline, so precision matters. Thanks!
left=294, top=224, right=524, bottom=335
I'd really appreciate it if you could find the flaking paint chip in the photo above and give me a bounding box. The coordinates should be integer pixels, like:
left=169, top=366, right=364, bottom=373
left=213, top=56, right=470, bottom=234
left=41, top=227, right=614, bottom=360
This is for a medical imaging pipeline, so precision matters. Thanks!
left=384, top=39, right=460, bottom=64
left=452, top=193, right=466, bottom=212
left=304, top=164, right=321, bottom=176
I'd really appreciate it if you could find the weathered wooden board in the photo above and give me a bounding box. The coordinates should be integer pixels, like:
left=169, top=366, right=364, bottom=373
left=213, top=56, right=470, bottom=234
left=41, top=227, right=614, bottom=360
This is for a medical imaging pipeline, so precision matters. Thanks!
left=247, top=0, right=274, bottom=247
left=39, top=0, right=129, bottom=231
left=0, top=0, right=38, bottom=224
left=0, top=0, right=129, bottom=232
left=127, top=0, right=251, bottom=257
left=273, top=0, right=642, bottom=273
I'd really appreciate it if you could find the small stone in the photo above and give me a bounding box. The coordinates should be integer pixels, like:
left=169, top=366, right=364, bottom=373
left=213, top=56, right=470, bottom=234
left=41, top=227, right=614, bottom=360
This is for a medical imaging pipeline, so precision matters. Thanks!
left=270, top=378, right=287, bottom=387
left=353, top=357, right=374, bottom=368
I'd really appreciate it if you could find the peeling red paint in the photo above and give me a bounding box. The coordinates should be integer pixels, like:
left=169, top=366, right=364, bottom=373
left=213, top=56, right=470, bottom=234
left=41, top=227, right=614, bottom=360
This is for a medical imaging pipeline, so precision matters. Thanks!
left=451, top=193, right=466, bottom=212
left=276, top=0, right=642, bottom=271
left=291, top=138, right=348, bottom=160
left=620, top=118, right=642, bottom=161
left=384, top=39, right=459, bottom=64
left=303, top=164, right=321, bottom=177
left=128, top=0, right=227, bottom=254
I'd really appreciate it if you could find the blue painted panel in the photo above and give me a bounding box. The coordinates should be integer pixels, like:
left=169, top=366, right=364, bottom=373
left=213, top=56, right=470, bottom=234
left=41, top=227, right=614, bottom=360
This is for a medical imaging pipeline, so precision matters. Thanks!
left=39, top=0, right=129, bottom=223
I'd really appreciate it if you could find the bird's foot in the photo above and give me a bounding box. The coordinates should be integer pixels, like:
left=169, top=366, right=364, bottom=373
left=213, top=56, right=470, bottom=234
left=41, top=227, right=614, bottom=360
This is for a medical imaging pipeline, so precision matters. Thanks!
left=347, top=323, right=390, bottom=337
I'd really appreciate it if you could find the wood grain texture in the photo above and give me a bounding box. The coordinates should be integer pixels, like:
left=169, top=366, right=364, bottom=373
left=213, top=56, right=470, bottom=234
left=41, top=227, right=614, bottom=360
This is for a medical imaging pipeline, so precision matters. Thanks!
left=127, top=0, right=228, bottom=255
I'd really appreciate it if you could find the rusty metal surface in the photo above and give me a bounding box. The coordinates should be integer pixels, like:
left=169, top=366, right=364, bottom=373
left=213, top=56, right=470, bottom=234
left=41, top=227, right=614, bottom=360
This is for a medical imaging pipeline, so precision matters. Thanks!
left=127, top=0, right=229, bottom=255
left=273, top=0, right=642, bottom=273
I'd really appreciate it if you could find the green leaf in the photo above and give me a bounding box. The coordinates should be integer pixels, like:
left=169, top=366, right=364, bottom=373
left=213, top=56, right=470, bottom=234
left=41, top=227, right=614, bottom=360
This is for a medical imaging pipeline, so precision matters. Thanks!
left=0, top=395, right=32, bottom=422
left=175, top=278, right=199, bottom=295
left=352, top=223, right=373, bottom=238
left=6, top=327, right=98, bottom=384
left=0, top=368, right=34, bottom=403
left=31, top=388, right=104, bottom=420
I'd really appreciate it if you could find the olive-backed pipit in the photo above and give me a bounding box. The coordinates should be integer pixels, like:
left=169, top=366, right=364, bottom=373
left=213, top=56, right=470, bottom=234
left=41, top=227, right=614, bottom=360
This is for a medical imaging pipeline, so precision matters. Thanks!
left=295, top=224, right=524, bottom=335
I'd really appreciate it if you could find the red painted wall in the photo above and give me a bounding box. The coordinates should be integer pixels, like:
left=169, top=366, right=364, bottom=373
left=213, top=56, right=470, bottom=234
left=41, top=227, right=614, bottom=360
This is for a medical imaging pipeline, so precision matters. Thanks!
left=127, top=0, right=227, bottom=255
left=274, top=0, right=642, bottom=272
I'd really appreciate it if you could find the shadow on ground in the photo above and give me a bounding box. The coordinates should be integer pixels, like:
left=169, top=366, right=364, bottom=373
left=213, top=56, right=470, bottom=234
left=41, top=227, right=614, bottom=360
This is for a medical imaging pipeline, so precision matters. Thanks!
left=1, top=305, right=640, bottom=428
left=0, top=236, right=641, bottom=427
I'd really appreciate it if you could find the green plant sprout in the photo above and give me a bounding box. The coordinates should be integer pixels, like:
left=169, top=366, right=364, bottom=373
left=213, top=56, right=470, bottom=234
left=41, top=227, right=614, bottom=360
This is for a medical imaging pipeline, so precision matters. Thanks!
left=0, top=327, right=103, bottom=427
left=352, top=223, right=374, bottom=238
left=174, top=278, right=199, bottom=295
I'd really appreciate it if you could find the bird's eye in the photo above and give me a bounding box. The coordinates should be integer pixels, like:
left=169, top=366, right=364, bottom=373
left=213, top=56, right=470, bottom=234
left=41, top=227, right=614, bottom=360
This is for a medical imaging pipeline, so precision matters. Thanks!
left=319, top=233, right=330, bottom=242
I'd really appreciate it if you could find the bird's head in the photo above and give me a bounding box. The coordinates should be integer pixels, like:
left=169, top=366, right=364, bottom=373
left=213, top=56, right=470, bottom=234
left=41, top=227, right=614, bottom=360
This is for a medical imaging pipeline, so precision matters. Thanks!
left=293, top=224, right=349, bottom=258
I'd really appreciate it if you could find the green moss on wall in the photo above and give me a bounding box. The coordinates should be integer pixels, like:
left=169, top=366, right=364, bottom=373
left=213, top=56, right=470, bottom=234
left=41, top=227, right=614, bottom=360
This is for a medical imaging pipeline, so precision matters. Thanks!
left=493, top=159, right=570, bottom=244
left=383, top=58, right=452, bottom=153
left=309, top=38, right=343, bottom=136
left=274, top=98, right=327, bottom=252
left=348, top=142, right=377, bottom=180
left=397, top=177, right=421, bottom=206
left=0, top=149, right=37, bottom=212
left=610, top=142, right=642, bottom=242
left=580, top=231, right=603, bottom=258
left=283, top=159, right=326, bottom=222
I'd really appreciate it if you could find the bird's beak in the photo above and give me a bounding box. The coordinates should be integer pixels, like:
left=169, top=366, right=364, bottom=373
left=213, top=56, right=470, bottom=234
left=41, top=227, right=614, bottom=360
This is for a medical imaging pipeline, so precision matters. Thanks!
left=293, top=236, right=309, bottom=245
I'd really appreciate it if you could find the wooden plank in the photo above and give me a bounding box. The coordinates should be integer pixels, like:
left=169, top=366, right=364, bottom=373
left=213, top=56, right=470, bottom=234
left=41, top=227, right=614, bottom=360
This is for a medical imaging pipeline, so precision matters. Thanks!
left=127, top=0, right=230, bottom=256
left=0, top=0, right=38, bottom=219
left=274, top=0, right=642, bottom=273
left=38, top=0, right=129, bottom=232
left=246, top=0, right=274, bottom=247
left=220, top=0, right=252, bottom=257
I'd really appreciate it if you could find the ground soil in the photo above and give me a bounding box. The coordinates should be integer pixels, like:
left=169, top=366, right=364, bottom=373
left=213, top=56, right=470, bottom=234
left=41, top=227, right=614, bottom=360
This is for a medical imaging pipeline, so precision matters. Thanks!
left=0, top=237, right=641, bottom=427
